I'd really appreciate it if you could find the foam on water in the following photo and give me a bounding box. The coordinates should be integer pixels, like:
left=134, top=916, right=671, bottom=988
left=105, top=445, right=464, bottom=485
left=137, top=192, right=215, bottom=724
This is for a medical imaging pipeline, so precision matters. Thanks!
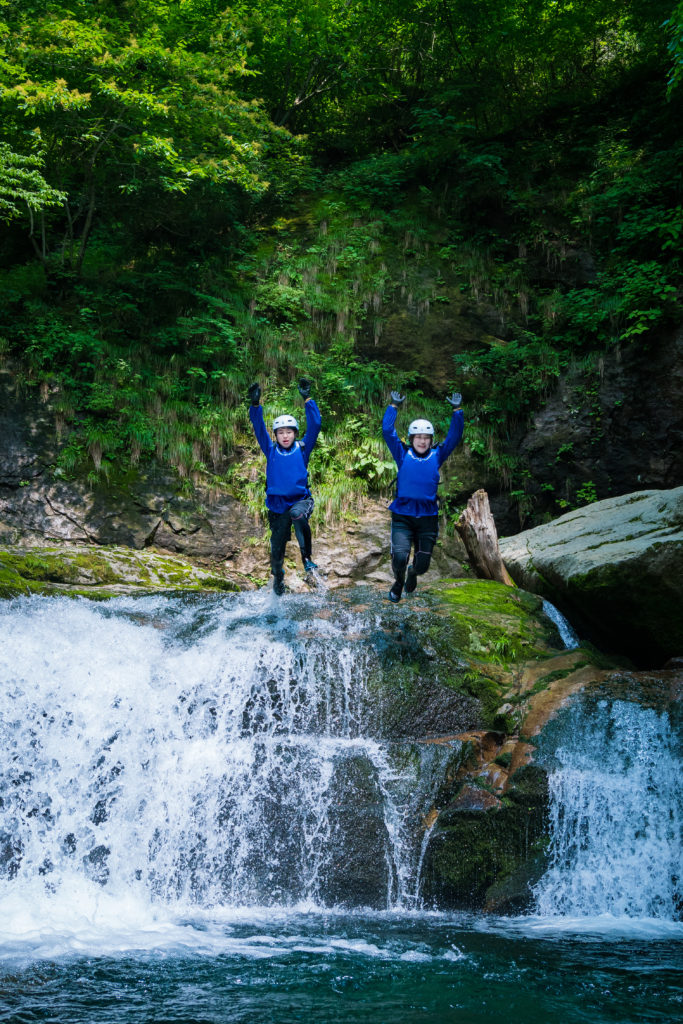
left=478, top=912, right=683, bottom=941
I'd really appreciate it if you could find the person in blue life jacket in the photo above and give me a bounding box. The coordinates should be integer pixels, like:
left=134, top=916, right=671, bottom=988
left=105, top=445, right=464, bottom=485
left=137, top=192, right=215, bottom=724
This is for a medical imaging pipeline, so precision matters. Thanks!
left=382, top=389, right=464, bottom=602
left=248, top=378, right=322, bottom=595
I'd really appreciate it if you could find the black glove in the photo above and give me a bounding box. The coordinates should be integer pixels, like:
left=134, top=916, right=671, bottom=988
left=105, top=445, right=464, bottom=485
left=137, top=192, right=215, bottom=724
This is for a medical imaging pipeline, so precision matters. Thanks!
left=248, top=382, right=261, bottom=406
left=390, top=390, right=405, bottom=406
left=446, top=392, right=462, bottom=408
left=298, top=377, right=312, bottom=399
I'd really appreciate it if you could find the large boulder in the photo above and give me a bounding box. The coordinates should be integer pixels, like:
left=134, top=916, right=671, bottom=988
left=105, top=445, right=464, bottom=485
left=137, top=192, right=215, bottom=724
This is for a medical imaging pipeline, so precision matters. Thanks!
left=499, top=487, right=683, bottom=666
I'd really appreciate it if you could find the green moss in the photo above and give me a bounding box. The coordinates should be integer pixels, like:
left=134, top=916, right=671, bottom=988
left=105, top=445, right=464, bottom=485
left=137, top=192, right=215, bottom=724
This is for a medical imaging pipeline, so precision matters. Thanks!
left=492, top=711, right=516, bottom=732
left=201, top=576, right=240, bottom=593
left=0, top=561, right=30, bottom=597
left=439, top=579, right=542, bottom=617
left=461, top=674, right=501, bottom=719
left=71, top=552, right=122, bottom=584
left=529, top=667, right=575, bottom=693
left=1, top=551, right=78, bottom=584
left=435, top=580, right=550, bottom=665
left=0, top=545, right=240, bottom=597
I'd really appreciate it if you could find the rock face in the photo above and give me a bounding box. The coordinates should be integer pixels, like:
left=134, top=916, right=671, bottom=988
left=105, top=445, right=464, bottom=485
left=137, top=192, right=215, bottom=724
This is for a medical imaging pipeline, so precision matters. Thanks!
left=0, top=367, right=256, bottom=557
left=420, top=762, right=549, bottom=913
left=362, top=302, right=683, bottom=536
left=499, top=486, right=683, bottom=666
left=418, top=647, right=683, bottom=914
left=516, top=328, right=683, bottom=523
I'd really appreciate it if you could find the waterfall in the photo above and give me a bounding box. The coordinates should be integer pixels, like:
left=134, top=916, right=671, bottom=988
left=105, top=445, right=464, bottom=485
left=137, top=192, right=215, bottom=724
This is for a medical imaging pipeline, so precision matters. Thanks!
left=542, top=599, right=580, bottom=649
left=0, top=593, right=454, bottom=919
left=534, top=698, right=682, bottom=920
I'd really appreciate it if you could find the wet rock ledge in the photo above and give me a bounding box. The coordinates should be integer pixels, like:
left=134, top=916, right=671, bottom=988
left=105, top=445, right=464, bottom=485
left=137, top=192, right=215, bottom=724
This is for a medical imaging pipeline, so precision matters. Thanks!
left=0, top=545, right=239, bottom=598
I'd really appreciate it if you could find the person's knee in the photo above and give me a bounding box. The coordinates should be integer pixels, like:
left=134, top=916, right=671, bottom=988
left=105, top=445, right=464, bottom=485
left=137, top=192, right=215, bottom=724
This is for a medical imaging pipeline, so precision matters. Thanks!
left=290, top=497, right=314, bottom=522
left=293, top=515, right=311, bottom=536
left=413, top=550, right=432, bottom=575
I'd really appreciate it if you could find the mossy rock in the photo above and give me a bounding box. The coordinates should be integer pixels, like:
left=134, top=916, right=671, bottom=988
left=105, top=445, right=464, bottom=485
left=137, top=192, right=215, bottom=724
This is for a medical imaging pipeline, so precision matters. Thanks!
left=416, top=579, right=564, bottom=725
left=0, top=545, right=239, bottom=598
left=436, top=579, right=551, bottom=660
left=420, top=765, right=549, bottom=912
left=358, top=578, right=580, bottom=737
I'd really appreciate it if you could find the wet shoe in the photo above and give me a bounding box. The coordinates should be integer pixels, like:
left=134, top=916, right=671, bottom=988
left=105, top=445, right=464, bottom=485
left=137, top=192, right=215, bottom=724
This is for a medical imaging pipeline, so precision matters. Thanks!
left=387, top=581, right=403, bottom=603
left=303, top=559, right=318, bottom=573
left=404, top=565, right=418, bottom=594
left=273, top=576, right=286, bottom=596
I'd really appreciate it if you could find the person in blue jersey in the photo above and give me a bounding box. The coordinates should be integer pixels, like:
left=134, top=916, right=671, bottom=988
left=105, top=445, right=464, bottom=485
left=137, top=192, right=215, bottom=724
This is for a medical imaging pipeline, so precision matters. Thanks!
left=248, top=378, right=322, bottom=595
left=382, top=389, right=464, bottom=602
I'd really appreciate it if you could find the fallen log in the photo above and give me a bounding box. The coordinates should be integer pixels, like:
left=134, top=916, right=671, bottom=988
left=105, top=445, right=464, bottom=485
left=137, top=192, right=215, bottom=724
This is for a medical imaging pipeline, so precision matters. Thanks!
left=456, top=489, right=515, bottom=586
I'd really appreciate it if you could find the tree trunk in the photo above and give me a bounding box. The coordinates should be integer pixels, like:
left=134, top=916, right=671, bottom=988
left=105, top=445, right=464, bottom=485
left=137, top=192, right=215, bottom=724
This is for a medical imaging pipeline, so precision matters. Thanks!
left=456, top=489, right=515, bottom=586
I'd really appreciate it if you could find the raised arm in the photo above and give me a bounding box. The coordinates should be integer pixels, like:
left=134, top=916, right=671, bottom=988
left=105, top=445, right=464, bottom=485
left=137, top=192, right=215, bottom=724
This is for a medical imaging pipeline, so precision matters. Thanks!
left=382, top=393, right=406, bottom=468
left=247, top=383, right=272, bottom=457
left=300, top=398, right=322, bottom=464
left=437, top=393, right=465, bottom=467
left=297, top=378, right=321, bottom=465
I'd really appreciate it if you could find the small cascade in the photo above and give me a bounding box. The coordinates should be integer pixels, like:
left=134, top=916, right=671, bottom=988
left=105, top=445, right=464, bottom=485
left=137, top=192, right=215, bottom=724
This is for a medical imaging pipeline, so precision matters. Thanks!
left=0, top=593, right=453, bottom=915
left=534, top=698, right=682, bottom=920
left=542, top=599, right=580, bottom=649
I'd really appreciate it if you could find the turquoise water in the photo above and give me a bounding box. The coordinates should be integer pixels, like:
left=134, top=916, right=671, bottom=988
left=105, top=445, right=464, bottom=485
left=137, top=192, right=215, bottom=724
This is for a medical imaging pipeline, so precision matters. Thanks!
left=1, top=911, right=681, bottom=1023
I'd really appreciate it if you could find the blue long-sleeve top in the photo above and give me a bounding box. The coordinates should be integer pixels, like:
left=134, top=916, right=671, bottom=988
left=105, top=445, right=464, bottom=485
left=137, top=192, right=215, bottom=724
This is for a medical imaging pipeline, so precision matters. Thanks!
left=382, top=404, right=464, bottom=517
left=249, top=399, right=322, bottom=513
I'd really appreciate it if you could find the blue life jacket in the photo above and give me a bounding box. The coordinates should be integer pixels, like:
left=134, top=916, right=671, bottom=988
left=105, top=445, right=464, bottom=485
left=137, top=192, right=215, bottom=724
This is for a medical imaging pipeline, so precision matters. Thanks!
left=391, top=448, right=442, bottom=516
left=249, top=401, right=321, bottom=513
left=382, top=404, right=464, bottom=517
left=266, top=442, right=310, bottom=505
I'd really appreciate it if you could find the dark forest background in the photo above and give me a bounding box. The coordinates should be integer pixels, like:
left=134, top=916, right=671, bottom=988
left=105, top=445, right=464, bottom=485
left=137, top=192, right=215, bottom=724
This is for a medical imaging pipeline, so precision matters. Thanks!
left=1, top=0, right=682, bottom=527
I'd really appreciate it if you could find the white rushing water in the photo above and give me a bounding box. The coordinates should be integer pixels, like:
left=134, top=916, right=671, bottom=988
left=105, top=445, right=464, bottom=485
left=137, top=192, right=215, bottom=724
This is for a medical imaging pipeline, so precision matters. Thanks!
left=534, top=698, right=682, bottom=920
left=0, top=592, right=680, bottom=962
left=0, top=592, right=457, bottom=955
left=542, top=599, right=580, bottom=649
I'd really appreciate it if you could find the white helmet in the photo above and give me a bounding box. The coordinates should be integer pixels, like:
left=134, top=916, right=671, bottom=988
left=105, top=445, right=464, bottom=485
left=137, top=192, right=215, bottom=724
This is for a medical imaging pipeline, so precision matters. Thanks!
left=408, top=419, right=434, bottom=436
left=273, top=414, right=299, bottom=433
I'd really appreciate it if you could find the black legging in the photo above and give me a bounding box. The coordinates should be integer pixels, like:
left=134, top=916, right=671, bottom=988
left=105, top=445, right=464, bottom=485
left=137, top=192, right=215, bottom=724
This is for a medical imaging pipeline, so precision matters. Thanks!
left=390, top=512, right=438, bottom=583
left=268, top=497, right=315, bottom=576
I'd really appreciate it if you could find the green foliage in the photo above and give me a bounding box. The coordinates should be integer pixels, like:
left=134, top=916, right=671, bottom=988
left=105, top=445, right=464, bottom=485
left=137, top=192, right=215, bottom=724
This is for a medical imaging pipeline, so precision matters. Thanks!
left=0, top=0, right=681, bottom=526
left=0, top=0, right=303, bottom=271
left=665, top=1, right=683, bottom=95
left=576, top=480, right=598, bottom=505
left=556, top=480, right=599, bottom=512
left=0, top=142, right=67, bottom=221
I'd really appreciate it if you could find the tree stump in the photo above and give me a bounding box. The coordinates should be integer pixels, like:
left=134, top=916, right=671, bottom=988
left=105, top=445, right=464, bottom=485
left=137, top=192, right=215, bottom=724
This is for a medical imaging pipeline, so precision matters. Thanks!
left=456, top=489, right=515, bottom=586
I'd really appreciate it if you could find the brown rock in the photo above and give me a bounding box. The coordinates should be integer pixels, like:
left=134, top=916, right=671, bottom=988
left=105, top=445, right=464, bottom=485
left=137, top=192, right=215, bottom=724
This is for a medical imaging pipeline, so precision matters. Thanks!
left=449, top=784, right=501, bottom=813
